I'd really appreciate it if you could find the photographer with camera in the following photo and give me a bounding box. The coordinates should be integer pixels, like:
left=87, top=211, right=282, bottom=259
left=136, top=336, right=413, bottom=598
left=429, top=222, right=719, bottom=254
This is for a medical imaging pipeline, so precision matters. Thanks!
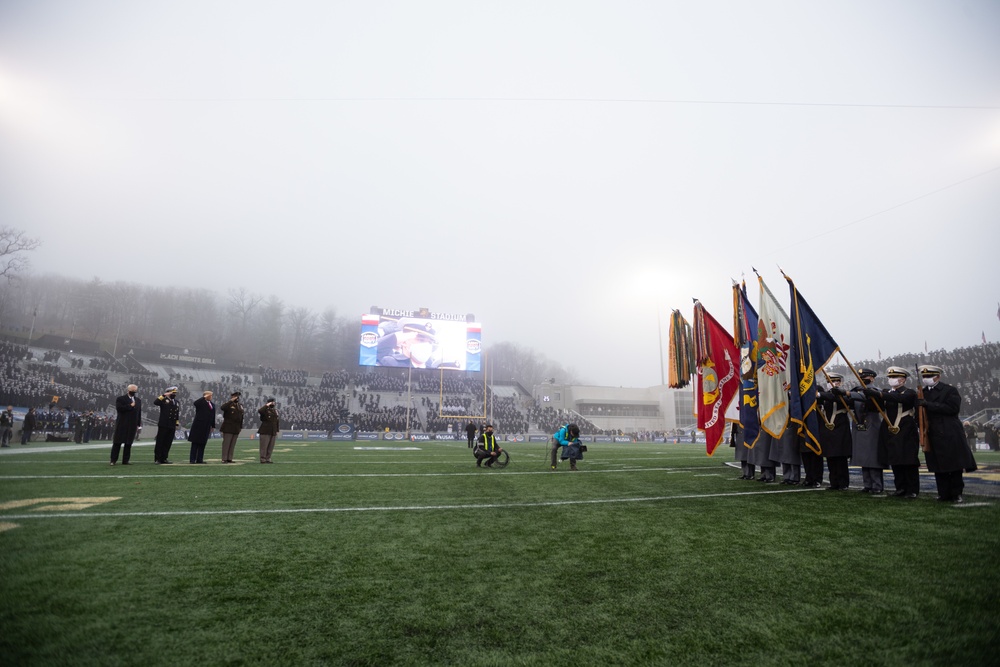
left=549, top=423, right=580, bottom=471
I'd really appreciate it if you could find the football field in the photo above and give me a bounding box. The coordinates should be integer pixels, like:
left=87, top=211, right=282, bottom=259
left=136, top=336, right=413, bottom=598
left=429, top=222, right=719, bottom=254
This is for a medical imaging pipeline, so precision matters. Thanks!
left=2, top=439, right=997, bottom=666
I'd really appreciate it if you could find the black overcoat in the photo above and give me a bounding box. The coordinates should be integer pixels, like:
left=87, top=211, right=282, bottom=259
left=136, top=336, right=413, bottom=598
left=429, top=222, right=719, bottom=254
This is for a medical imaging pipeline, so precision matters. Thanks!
left=921, top=382, right=977, bottom=473
left=188, top=397, right=216, bottom=444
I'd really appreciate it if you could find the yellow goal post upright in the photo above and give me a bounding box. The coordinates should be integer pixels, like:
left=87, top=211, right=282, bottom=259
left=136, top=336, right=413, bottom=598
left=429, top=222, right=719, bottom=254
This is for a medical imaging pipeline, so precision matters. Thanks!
left=438, top=349, right=488, bottom=423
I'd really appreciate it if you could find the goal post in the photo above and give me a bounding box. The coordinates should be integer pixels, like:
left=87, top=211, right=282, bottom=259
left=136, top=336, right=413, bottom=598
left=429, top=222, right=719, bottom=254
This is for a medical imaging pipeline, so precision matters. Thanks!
left=438, top=350, right=487, bottom=421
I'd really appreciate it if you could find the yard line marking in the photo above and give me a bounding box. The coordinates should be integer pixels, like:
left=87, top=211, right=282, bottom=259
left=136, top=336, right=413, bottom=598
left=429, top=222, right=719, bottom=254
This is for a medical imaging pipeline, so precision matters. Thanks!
left=0, top=488, right=826, bottom=520
left=0, top=466, right=713, bottom=480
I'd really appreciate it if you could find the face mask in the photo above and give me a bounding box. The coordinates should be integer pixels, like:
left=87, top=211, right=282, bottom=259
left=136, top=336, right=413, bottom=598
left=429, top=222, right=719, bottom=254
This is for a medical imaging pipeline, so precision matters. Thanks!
left=128, top=391, right=137, bottom=397
left=922, top=377, right=937, bottom=387
left=888, top=378, right=902, bottom=388
left=410, top=342, right=433, bottom=363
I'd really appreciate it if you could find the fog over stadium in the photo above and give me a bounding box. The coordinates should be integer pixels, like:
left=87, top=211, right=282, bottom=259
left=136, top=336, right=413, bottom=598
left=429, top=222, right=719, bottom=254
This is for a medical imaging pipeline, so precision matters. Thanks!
left=1, top=1, right=999, bottom=387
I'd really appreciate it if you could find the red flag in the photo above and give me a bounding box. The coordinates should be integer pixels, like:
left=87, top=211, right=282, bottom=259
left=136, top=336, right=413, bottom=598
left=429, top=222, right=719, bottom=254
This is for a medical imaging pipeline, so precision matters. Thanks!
left=693, top=301, right=739, bottom=456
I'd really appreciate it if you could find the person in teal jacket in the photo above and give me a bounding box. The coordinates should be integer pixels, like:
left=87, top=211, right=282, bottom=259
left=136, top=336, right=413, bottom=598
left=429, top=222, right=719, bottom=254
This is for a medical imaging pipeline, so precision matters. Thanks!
left=550, top=423, right=579, bottom=470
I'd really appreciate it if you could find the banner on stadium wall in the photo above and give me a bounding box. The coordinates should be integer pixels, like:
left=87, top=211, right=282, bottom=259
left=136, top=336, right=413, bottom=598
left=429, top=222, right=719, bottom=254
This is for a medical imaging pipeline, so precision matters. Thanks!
left=593, top=436, right=614, bottom=443
left=409, top=433, right=432, bottom=441
left=613, top=436, right=633, bottom=443
left=383, top=432, right=407, bottom=440
left=504, top=435, right=526, bottom=442
left=528, top=435, right=550, bottom=442
left=356, top=432, right=380, bottom=440
left=434, top=433, right=458, bottom=440
left=280, top=431, right=304, bottom=439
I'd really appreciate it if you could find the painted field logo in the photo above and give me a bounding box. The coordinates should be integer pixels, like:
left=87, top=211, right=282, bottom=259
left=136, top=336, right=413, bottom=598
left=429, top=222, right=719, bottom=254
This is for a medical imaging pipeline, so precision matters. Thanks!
left=360, top=331, right=377, bottom=348
left=466, top=339, right=481, bottom=354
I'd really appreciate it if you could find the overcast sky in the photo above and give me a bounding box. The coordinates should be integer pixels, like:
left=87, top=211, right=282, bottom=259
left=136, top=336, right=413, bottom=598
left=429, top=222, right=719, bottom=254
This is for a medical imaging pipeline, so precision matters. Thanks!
left=1, top=1, right=998, bottom=387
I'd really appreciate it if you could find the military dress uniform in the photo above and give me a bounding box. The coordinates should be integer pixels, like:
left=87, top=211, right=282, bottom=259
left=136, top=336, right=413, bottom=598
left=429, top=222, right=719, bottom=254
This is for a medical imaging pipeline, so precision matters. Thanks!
left=748, top=431, right=779, bottom=483
left=918, top=365, right=977, bottom=503
left=219, top=393, right=245, bottom=463
left=153, top=389, right=180, bottom=464
left=770, top=425, right=802, bottom=485
left=816, top=374, right=852, bottom=490
left=730, top=423, right=755, bottom=480
left=257, top=400, right=280, bottom=463
left=849, top=369, right=886, bottom=494
left=870, top=367, right=920, bottom=498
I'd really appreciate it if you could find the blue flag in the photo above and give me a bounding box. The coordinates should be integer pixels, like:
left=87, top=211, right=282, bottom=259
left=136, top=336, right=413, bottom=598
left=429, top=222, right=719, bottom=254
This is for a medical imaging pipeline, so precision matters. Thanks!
left=733, top=282, right=761, bottom=446
left=785, top=275, right=840, bottom=456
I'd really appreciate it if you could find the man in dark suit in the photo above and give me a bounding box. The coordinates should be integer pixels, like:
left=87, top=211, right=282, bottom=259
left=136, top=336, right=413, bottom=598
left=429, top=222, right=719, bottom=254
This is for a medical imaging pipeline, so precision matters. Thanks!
left=917, top=364, right=978, bottom=503
left=187, top=391, right=216, bottom=464
left=110, top=384, right=142, bottom=466
left=153, top=386, right=180, bottom=464
left=465, top=421, right=477, bottom=448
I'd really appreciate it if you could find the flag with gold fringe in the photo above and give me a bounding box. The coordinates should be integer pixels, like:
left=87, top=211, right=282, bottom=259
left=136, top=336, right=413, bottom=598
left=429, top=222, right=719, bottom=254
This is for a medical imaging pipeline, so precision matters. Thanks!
left=733, top=281, right=761, bottom=447
left=785, top=274, right=840, bottom=456
left=667, top=309, right=694, bottom=389
left=756, top=275, right=792, bottom=438
left=693, top=300, right=739, bottom=456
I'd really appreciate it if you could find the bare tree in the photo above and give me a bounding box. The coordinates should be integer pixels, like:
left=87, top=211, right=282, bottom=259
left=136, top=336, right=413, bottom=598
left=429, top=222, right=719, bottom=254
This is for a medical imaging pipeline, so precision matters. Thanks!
left=0, top=227, right=42, bottom=281
left=226, top=287, right=264, bottom=356
left=287, top=306, right=317, bottom=365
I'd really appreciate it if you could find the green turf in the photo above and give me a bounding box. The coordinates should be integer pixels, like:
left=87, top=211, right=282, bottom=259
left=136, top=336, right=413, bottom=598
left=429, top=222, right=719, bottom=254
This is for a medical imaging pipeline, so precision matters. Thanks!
left=1, top=441, right=998, bottom=666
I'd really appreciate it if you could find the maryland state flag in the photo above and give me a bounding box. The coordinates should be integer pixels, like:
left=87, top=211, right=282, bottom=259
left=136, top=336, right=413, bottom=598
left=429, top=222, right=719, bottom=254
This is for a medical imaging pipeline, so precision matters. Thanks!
left=785, top=275, right=840, bottom=456
left=733, top=282, right=761, bottom=448
left=693, top=301, right=739, bottom=456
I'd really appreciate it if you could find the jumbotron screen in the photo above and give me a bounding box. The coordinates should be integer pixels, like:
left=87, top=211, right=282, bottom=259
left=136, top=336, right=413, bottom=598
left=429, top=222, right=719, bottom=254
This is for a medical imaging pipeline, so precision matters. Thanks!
left=359, top=309, right=482, bottom=371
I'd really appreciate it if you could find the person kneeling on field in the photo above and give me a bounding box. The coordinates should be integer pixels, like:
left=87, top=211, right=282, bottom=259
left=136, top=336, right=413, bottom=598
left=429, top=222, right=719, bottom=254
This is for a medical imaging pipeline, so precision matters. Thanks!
left=550, top=423, right=580, bottom=470
left=474, top=424, right=503, bottom=468
left=561, top=435, right=585, bottom=471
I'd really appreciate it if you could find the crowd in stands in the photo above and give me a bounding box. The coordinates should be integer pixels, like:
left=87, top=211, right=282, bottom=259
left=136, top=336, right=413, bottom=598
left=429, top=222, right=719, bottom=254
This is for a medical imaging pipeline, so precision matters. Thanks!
left=88, top=355, right=122, bottom=371
left=5, top=338, right=1000, bottom=441
left=260, top=367, right=308, bottom=387
left=832, top=342, right=1000, bottom=415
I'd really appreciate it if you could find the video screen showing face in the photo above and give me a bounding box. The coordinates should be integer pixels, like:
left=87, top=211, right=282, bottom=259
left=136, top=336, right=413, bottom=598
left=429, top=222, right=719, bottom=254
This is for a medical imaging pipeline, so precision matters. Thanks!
left=359, top=315, right=481, bottom=371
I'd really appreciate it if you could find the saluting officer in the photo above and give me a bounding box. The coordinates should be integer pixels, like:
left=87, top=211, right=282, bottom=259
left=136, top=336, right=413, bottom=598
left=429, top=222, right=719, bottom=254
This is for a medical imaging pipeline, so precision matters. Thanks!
left=153, top=386, right=180, bottom=464
left=917, top=365, right=977, bottom=503
left=257, top=398, right=280, bottom=464
left=219, top=391, right=244, bottom=463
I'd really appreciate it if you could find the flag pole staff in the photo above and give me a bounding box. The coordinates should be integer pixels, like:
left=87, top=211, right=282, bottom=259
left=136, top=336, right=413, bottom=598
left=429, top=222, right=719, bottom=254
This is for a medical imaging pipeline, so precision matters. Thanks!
left=834, top=350, right=894, bottom=429
left=818, top=366, right=860, bottom=427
